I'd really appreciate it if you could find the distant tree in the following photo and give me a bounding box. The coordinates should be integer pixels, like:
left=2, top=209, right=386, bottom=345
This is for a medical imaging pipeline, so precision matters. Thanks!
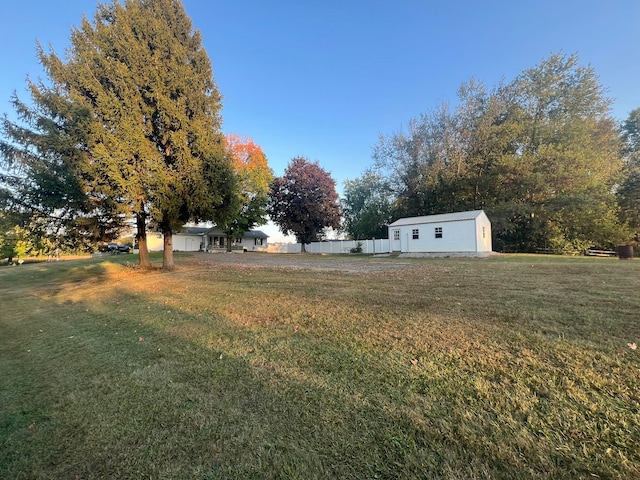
left=35, top=0, right=233, bottom=270
left=217, top=134, right=273, bottom=251
left=618, top=108, right=640, bottom=242
left=341, top=171, right=394, bottom=239
left=269, top=157, right=341, bottom=252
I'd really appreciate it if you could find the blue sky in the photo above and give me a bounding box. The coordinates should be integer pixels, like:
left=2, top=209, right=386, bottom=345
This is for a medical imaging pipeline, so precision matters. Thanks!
left=1, top=1, right=638, bottom=241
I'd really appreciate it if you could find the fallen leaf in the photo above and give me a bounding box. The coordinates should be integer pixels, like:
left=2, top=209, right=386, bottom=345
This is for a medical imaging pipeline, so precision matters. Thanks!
left=411, top=358, right=419, bottom=365
left=138, top=337, right=144, bottom=342
left=628, top=343, right=637, bottom=350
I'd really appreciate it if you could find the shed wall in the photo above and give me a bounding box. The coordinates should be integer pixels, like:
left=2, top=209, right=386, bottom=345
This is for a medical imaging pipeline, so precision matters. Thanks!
left=406, top=219, right=476, bottom=252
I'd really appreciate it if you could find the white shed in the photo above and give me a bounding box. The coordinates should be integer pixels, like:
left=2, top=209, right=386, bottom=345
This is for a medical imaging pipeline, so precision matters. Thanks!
left=388, top=210, right=492, bottom=253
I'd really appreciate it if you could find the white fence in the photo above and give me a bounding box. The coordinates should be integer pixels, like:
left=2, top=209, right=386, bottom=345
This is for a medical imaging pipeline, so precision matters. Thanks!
left=259, top=239, right=391, bottom=254
left=307, top=239, right=391, bottom=254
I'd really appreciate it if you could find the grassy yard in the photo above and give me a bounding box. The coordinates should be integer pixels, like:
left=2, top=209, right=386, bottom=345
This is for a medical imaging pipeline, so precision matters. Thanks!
left=1, top=253, right=638, bottom=479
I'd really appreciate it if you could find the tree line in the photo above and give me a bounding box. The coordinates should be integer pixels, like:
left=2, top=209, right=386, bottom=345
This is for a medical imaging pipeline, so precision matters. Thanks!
left=342, top=54, right=640, bottom=253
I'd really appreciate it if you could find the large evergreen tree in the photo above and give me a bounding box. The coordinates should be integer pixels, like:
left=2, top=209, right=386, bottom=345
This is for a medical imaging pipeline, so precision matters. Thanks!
left=0, top=81, right=126, bottom=253
left=37, top=0, right=232, bottom=269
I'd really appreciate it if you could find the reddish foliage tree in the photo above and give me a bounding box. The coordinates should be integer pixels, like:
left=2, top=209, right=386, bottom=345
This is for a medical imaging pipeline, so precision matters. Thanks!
left=269, top=157, right=341, bottom=251
left=217, top=134, right=273, bottom=251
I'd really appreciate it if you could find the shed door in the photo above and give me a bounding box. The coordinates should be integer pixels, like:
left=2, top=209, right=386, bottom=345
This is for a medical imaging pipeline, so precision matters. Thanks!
left=391, top=229, right=402, bottom=252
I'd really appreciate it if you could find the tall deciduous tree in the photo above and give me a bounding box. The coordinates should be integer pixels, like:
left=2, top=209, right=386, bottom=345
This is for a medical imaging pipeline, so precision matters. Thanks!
left=269, top=157, right=341, bottom=252
left=217, top=134, right=273, bottom=252
left=371, top=53, right=626, bottom=252
left=38, top=0, right=232, bottom=270
left=341, top=171, right=393, bottom=239
left=618, top=108, right=640, bottom=242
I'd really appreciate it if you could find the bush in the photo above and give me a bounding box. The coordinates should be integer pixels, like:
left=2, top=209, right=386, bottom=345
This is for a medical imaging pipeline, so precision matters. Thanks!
left=350, top=241, right=363, bottom=254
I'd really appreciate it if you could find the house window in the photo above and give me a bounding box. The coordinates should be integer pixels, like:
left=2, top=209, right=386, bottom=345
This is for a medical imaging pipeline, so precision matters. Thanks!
left=435, top=227, right=443, bottom=238
left=393, top=230, right=400, bottom=241
left=412, top=229, right=419, bottom=240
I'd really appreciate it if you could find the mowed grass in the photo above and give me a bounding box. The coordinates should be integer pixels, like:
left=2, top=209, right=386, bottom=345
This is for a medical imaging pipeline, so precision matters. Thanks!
left=1, top=253, right=638, bottom=479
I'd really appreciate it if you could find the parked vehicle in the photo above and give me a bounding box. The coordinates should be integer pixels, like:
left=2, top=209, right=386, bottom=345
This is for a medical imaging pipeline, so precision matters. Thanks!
left=98, top=243, right=131, bottom=253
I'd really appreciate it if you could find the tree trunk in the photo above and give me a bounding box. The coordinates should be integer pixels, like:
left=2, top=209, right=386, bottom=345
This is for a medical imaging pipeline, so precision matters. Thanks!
left=226, top=233, right=233, bottom=252
left=136, top=211, right=152, bottom=269
left=300, top=242, right=306, bottom=253
left=162, top=229, right=175, bottom=270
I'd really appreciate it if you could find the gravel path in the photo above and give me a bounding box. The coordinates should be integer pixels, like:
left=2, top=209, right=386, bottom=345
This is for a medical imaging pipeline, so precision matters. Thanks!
left=190, top=251, right=421, bottom=274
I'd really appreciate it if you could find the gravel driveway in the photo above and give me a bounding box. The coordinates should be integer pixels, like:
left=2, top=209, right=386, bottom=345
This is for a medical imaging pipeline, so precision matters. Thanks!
left=190, top=251, right=421, bottom=274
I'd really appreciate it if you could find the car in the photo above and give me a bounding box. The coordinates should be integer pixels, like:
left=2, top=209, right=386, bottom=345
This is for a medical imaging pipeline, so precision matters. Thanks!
left=117, top=244, right=131, bottom=253
left=98, top=243, right=131, bottom=253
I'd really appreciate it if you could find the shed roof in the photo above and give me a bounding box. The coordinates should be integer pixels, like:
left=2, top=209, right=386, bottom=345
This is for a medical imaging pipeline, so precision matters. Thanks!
left=388, top=210, right=486, bottom=227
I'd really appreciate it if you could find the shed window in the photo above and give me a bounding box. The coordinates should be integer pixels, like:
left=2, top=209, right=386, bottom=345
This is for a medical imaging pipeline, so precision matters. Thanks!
left=412, top=229, right=419, bottom=240
left=393, top=229, right=400, bottom=241
left=435, top=227, right=443, bottom=239
left=482, top=226, right=486, bottom=239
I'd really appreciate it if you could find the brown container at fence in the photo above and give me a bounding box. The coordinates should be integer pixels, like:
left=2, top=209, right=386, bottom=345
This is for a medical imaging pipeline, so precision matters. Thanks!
left=617, top=245, right=634, bottom=260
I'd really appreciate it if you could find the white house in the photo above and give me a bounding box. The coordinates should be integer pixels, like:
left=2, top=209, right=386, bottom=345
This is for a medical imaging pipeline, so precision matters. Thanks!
left=145, top=226, right=268, bottom=252
left=202, top=227, right=268, bottom=252
left=388, top=210, right=492, bottom=254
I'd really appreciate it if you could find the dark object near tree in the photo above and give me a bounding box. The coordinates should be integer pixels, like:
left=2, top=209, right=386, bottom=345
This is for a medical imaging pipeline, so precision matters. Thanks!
left=617, top=245, right=634, bottom=260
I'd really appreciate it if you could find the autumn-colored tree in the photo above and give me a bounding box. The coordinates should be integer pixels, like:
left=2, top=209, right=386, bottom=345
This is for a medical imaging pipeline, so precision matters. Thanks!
left=217, top=134, right=273, bottom=251
left=34, top=0, right=233, bottom=270
left=269, top=157, right=341, bottom=252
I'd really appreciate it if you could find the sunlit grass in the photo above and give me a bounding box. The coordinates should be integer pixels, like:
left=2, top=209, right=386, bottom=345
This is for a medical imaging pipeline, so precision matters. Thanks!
left=1, top=254, right=638, bottom=478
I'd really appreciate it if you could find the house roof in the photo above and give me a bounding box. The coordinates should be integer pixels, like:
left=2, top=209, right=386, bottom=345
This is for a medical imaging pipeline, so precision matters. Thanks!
left=388, top=210, right=486, bottom=227
left=179, top=227, right=211, bottom=235
left=201, top=226, right=268, bottom=238
left=242, top=230, right=268, bottom=239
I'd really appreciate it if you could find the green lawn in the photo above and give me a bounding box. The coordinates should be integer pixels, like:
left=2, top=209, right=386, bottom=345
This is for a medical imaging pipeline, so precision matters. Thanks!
left=1, top=254, right=639, bottom=479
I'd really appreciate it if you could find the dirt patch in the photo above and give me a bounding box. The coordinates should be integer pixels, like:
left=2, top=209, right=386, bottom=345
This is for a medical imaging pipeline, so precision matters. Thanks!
left=190, top=251, right=421, bottom=274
